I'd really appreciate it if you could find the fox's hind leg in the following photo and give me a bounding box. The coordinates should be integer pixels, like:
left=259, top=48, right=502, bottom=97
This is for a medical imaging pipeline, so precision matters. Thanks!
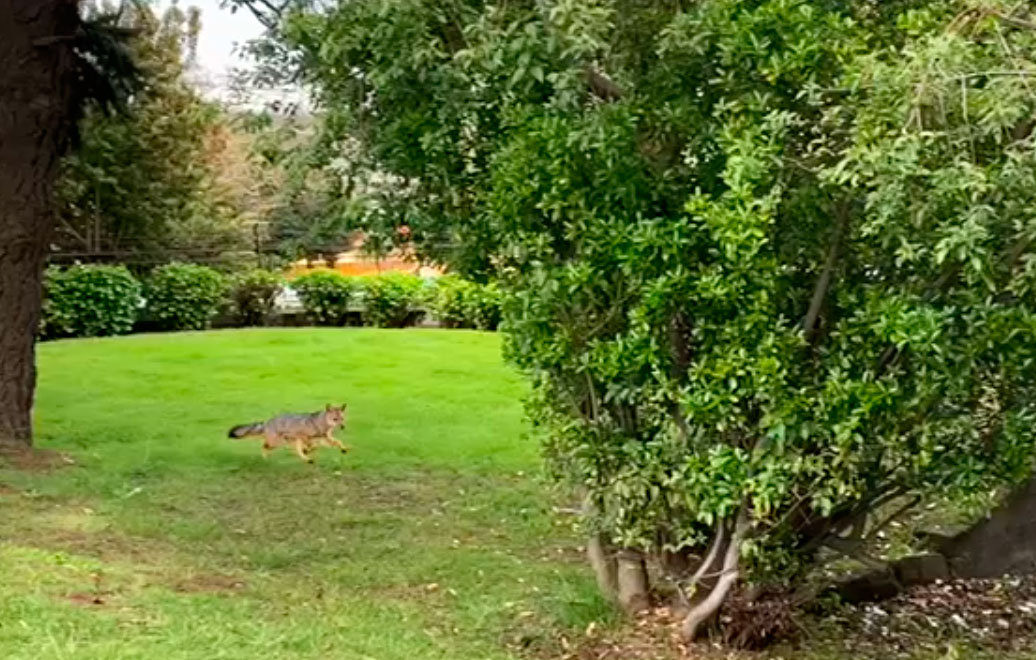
left=294, top=438, right=314, bottom=464
left=262, top=430, right=277, bottom=459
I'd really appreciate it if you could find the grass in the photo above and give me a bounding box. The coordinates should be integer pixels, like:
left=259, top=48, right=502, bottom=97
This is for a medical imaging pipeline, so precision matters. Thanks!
left=0, top=328, right=607, bottom=660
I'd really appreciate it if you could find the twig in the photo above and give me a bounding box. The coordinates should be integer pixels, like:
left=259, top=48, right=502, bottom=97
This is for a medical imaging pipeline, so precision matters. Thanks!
left=866, top=495, right=921, bottom=541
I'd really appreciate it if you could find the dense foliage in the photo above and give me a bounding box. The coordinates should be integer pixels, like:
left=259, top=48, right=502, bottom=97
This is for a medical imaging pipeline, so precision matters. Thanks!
left=431, top=275, right=502, bottom=330
left=145, top=263, right=227, bottom=331
left=261, top=0, right=1036, bottom=633
left=292, top=270, right=357, bottom=325
left=358, top=272, right=427, bottom=328
left=54, top=3, right=249, bottom=264
left=41, top=265, right=142, bottom=339
left=228, top=268, right=284, bottom=326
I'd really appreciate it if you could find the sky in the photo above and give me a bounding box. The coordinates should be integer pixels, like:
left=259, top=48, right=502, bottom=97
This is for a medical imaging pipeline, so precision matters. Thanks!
left=156, top=0, right=263, bottom=80
left=153, top=0, right=308, bottom=111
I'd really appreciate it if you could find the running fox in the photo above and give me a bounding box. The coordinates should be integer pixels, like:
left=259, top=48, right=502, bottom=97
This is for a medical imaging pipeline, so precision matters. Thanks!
left=228, top=404, right=349, bottom=463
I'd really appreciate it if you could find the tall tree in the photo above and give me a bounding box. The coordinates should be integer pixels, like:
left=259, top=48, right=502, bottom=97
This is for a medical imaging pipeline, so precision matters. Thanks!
left=55, top=3, right=250, bottom=265
left=0, top=0, right=139, bottom=451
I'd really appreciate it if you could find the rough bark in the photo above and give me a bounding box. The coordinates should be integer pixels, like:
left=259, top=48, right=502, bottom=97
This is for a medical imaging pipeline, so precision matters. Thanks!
left=940, top=476, right=1036, bottom=577
left=832, top=477, right=1036, bottom=604
left=0, top=0, right=78, bottom=451
left=616, top=548, right=650, bottom=614
left=587, top=532, right=619, bottom=603
left=681, top=516, right=747, bottom=641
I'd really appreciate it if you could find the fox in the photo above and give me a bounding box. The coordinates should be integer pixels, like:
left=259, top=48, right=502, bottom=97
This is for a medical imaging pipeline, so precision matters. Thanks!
left=228, top=403, right=349, bottom=464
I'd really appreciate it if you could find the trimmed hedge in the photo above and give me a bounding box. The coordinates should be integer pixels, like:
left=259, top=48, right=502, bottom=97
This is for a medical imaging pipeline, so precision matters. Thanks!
left=229, top=268, right=283, bottom=327
left=292, top=270, right=356, bottom=326
left=39, top=263, right=499, bottom=338
left=429, top=275, right=502, bottom=330
left=41, top=265, right=142, bottom=339
left=145, top=263, right=226, bottom=331
left=358, top=272, right=426, bottom=328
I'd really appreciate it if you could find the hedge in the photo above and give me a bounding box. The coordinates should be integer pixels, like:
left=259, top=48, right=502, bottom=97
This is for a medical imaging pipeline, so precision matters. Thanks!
left=145, top=263, right=226, bottom=331
left=41, top=264, right=142, bottom=339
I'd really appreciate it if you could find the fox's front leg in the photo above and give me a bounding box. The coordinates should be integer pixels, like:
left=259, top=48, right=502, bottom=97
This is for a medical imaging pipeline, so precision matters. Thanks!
left=321, top=428, right=350, bottom=449
left=294, top=438, right=314, bottom=464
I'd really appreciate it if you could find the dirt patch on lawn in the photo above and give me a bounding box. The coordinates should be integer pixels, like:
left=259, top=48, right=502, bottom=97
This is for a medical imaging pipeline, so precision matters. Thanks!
left=170, top=573, right=247, bottom=594
left=38, top=528, right=163, bottom=565
left=64, top=592, right=110, bottom=607
left=0, top=447, right=75, bottom=472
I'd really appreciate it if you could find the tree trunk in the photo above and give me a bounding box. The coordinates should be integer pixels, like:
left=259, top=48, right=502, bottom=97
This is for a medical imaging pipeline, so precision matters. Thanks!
left=681, top=514, right=748, bottom=641
left=616, top=548, right=650, bottom=614
left=587, top=532, right=619, bottom=602
left=0, top=0, right=78, bottom=452
left=831, top=477, right=1036, bottom=605
left=939, top=475, right=1036, bottom=577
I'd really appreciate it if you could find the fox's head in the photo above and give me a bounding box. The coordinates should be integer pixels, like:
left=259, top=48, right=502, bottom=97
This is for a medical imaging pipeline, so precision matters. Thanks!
left=325, top=403, right=347, bottom=427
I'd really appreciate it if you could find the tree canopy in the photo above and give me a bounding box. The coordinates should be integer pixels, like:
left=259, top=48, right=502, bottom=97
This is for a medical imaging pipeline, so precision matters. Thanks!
left=54, top=2, right=251, bottom=265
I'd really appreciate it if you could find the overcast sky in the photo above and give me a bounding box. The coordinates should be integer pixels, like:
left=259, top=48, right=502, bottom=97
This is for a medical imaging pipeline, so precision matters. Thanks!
left=153, top=0, right=311, bottom=110
left=155, top=0, right=264, bottom=79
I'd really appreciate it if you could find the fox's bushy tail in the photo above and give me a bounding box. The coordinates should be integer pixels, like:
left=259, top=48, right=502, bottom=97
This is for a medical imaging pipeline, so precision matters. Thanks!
left=228, top=422, right=264, bottom=439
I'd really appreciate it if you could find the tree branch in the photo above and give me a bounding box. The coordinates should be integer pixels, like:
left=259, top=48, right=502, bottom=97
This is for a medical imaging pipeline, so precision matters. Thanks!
left=821, top=536, right=886, bottom=571
left=992, top=10, right=1036, bottom=32
left=802, top=198, right=850, bottom=341
left=680, top=510, right=748, bottom=640
left=684, top=520, right=727, bottom=597
left=866, top=495, right=921, bottom=543
left=587, top=65, right=623, bottom=101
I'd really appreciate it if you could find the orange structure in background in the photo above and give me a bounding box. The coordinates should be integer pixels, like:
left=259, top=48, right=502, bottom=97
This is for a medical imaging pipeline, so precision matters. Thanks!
left=284, top=231, right=445, bottom=279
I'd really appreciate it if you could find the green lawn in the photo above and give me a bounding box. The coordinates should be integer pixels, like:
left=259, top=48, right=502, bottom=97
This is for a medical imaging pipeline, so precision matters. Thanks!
left=0, top=329, right=605, bottom=660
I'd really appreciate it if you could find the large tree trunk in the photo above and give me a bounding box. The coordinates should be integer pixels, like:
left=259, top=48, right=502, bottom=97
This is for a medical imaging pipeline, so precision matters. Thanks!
left=0, top=0, right=78, bottom=452
left=832, top=477, right=1036, bottom=605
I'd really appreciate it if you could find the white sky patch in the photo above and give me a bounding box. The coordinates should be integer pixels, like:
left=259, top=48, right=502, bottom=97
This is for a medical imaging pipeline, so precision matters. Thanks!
left=154, top=0, right=262, bottom=78
left=151, top=0, right=310, bottom=112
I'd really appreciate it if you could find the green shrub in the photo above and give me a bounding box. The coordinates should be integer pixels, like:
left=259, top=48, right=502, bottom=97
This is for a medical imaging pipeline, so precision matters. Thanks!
left=228, top=268, right=283, bottom=326
left=466, top=282, right=502, bottom=331
left=430, top=275, right=502, bottom=330
left=41, top=265, right=141, bottom=339
left=292, top=270, right=356, bottom=326
left=359, top=272, right=426, bottom=328
left=430, top=274, right=477, bottom=328
left=145, top=263, right=226, bottom=331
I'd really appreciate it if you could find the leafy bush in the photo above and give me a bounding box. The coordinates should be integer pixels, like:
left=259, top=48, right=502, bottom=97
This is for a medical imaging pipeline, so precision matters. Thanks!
left=145, top=263, right=226, bottom=331
left=359, top=272, right=426, bottom=328
left=292, top=270, right=356, bottom=326
left=228, top=269, right=283, bottom=326
left=41, top=265, right=141, bottom=339
left=430, top=275, right=502, bottom=330
left=273, top=0, right=1036, bottom=640
left=466, top=282, right=502, bottom=331
left=430, top=275, right=477, bottom=328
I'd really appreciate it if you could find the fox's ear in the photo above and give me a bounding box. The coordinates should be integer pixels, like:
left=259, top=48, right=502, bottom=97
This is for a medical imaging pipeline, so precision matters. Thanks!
left=326, top=403, right=332, bottom=411
left=341, top=403, right=348, bottom=410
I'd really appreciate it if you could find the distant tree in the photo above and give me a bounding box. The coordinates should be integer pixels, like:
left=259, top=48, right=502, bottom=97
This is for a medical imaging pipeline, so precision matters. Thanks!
left=54, top=2, right=250, bottom=265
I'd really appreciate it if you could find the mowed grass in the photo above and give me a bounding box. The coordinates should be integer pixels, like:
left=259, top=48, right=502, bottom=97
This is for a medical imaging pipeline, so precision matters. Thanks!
left=0, top=329, right=606, bottom=660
